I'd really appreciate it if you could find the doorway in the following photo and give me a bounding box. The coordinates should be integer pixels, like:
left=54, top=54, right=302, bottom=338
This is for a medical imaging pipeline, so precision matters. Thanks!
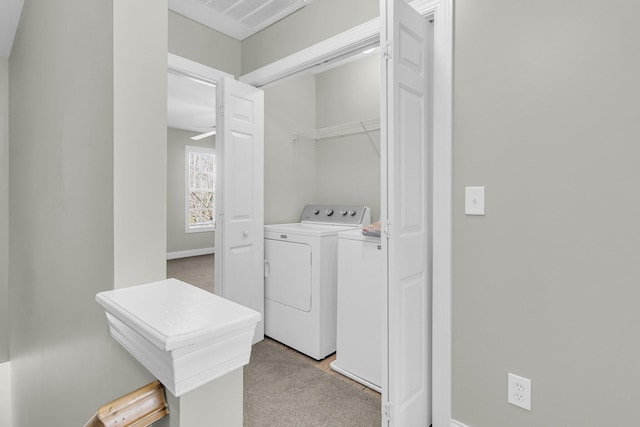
left=165, top=59, right=221, bottom=293
left=261, top=43, right=382, bottom=389
left=165, top=54, right=266, bottom=343
left=240, top=0, right=454, bottom=425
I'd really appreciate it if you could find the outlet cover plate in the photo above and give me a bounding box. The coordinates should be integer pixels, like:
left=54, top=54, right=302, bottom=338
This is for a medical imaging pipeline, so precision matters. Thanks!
left=508, top=373, right=531, bottom=411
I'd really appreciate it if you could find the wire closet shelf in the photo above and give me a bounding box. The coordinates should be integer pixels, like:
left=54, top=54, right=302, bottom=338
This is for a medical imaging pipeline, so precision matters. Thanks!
left=292, top=118, right=380, bottom=143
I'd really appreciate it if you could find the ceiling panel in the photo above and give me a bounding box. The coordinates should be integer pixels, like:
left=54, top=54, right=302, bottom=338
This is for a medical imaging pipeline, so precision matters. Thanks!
left=168, top=0, right=313, bottom=41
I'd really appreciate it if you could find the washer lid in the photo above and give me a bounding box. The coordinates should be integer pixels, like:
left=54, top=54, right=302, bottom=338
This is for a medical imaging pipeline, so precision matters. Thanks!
left=338, top=228, right=382, bottom=243
left=96, top=278, right=261, bottom=351
left=265, top=222, right=360, bottom=237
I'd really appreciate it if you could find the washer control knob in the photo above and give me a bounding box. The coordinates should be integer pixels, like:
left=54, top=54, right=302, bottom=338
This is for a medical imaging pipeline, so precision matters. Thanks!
left=325, top=209, right=334, bottom=216
left=340, top=210, right=347, bottom=216
left=313, top=209, right=320, bottom=215
left=348, top=210, right=357, bottom=216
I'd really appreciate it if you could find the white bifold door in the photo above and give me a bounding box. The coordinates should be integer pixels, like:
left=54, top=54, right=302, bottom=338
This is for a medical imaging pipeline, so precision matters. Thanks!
left=381, top=0, right=432, bottom=426
left=215, top=76, right=265, bottom=343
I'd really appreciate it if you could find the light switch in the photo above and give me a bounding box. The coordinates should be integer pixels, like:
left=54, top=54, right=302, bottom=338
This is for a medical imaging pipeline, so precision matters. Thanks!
left=465, top=186, right=485, bottom=215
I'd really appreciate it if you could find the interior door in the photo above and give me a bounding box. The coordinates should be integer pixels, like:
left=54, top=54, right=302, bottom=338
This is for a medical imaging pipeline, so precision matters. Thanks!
left=381, top=0, right=432, bottom=425
left=215, top=76, right=265, bottom=343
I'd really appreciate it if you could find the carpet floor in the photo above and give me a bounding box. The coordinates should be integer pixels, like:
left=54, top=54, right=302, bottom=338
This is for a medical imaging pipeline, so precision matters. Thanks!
left=166, top=254, right=214, bottom=293
left=244, top=339, right=381, bottom=427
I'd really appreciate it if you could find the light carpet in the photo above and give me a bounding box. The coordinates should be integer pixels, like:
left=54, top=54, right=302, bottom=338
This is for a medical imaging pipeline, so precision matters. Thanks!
left=244, top=339, right=381, bottom=427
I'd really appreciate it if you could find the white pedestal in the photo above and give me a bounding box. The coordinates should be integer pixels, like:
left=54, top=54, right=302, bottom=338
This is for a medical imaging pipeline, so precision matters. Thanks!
left=96, top=279, right=260, bottom=426
left=166, top=368, right=243, bottom=427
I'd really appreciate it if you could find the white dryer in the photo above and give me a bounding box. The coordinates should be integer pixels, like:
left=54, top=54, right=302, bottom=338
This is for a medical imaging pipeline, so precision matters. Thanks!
left=264, top=205, right=371, bottom=360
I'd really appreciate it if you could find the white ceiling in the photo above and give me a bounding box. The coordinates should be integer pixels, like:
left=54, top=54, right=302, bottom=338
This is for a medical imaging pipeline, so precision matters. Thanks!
left=0, top=0, right=24, bottom=58
left=168, top=0, right=313, bottom=41
left=167, top=70, right=216, bottom=134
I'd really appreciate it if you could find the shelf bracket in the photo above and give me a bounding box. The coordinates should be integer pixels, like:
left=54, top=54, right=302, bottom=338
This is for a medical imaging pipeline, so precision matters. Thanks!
left=360, top=121, right=380, bottom=158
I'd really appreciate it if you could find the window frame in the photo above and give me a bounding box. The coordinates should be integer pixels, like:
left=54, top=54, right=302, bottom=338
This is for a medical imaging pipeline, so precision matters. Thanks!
left=185, top=144, right=216, bottom=233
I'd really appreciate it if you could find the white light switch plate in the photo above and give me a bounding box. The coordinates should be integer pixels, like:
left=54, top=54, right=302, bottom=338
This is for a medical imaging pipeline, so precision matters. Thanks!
left=465, top=186, right=485, bottom=215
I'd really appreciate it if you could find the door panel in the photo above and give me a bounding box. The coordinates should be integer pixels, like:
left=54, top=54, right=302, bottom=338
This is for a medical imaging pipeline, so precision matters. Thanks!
left=264, top=239, right=312, bottom=312
left=217, top=76, right=265, bottom=343
left=382, top=0, right=431, bottom=425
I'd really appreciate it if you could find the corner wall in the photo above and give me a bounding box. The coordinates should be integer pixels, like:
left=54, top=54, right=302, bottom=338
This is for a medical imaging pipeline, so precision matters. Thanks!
left=113, top=0, right=167, bottom=289
left=263, top=73, right=317, bottom=224
left=453, top=1, right=640, bottom=425
left=9, top=0, right=168, bottom=424
left=0, top=57, right=8, bottom=364
left=0, top=56, right=9, bottom=426
left=0, top=362, right=11, bottom=427
left=315, top=53, right=381, bottom=221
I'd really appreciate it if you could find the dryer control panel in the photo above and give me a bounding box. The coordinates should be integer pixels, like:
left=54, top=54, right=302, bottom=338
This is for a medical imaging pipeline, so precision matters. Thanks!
left=300, top=205, right=371, bottom=226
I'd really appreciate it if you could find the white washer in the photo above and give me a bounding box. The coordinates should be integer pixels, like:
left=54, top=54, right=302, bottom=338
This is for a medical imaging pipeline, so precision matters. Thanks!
left=264, top=205, right=370, bottom=360
left=330, top=229, right=384, bottom=392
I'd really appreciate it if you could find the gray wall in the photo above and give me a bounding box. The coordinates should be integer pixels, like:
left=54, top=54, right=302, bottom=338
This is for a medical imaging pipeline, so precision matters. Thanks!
left=453, top=1, right=640, bottom=426
left=263, top=54, right=380, bottom=225
left=167, top=127, right=215, bottom=253
left=169, top=10, right=241, bottom=77
left=9, top=0, right=167, bottom=425
left=0, top=57, right=8, bottom=363
left=113, top=0, right=168, bottom=290
left=241, top=0, right=379, bottom=74
left=263, top=73, right=317, bottom=224
left=315, top=53, right=381, bottom=222
left=244, top=0, right=380, bottom=226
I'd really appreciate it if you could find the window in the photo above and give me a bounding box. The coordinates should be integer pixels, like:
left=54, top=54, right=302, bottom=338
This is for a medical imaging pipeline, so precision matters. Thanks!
left=185, top=145, right=215, bottom=232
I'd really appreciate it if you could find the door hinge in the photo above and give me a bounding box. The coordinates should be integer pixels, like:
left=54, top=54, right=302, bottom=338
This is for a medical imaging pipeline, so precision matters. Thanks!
left=219, top=104, right=225, bottom=117
left=218, top=211, right=224, bottom=224
left=383, top=402, right=392, bottom=421
left=383, top=41, right=392, bottom=60
left=383, top=219, right=392, bottom=239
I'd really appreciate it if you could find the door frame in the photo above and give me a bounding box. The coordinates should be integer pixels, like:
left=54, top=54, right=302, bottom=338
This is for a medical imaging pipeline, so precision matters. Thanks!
left=168, top=53, right=233, bottom=83
left=167, top=53, right=231, bottom=296
left=168, top=55, right=266, bottom=342
left=240, top=1, right=453, bottom=425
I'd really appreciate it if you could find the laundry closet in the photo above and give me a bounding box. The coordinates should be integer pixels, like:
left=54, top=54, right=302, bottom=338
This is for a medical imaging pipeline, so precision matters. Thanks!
left=263, top=51, right=381, bottom=225
left=262, top=50, right=383, bottom=392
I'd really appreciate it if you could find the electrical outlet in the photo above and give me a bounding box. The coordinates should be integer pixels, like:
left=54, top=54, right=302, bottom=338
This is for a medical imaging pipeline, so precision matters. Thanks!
left=508, top=373, right=531, bottom=410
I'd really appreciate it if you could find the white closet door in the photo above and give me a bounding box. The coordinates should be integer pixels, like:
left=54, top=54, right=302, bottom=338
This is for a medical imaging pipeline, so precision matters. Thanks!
left=381, top=0, right=432, bottom=425
left=216, top=76, right=265, bottom=343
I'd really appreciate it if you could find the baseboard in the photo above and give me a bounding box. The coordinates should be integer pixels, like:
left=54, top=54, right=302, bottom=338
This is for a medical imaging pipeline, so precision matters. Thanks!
left=451, top=420, right=471, bottom=427
left=0, top=361, right=12, bottom=427
left=166, top=247, right=215, bottom=260
left=329, top=361, right=382, bottom=393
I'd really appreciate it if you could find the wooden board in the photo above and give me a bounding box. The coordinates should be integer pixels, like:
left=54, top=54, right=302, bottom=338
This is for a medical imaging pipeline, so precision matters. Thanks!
left=83, top=381, right=168, bottom=427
